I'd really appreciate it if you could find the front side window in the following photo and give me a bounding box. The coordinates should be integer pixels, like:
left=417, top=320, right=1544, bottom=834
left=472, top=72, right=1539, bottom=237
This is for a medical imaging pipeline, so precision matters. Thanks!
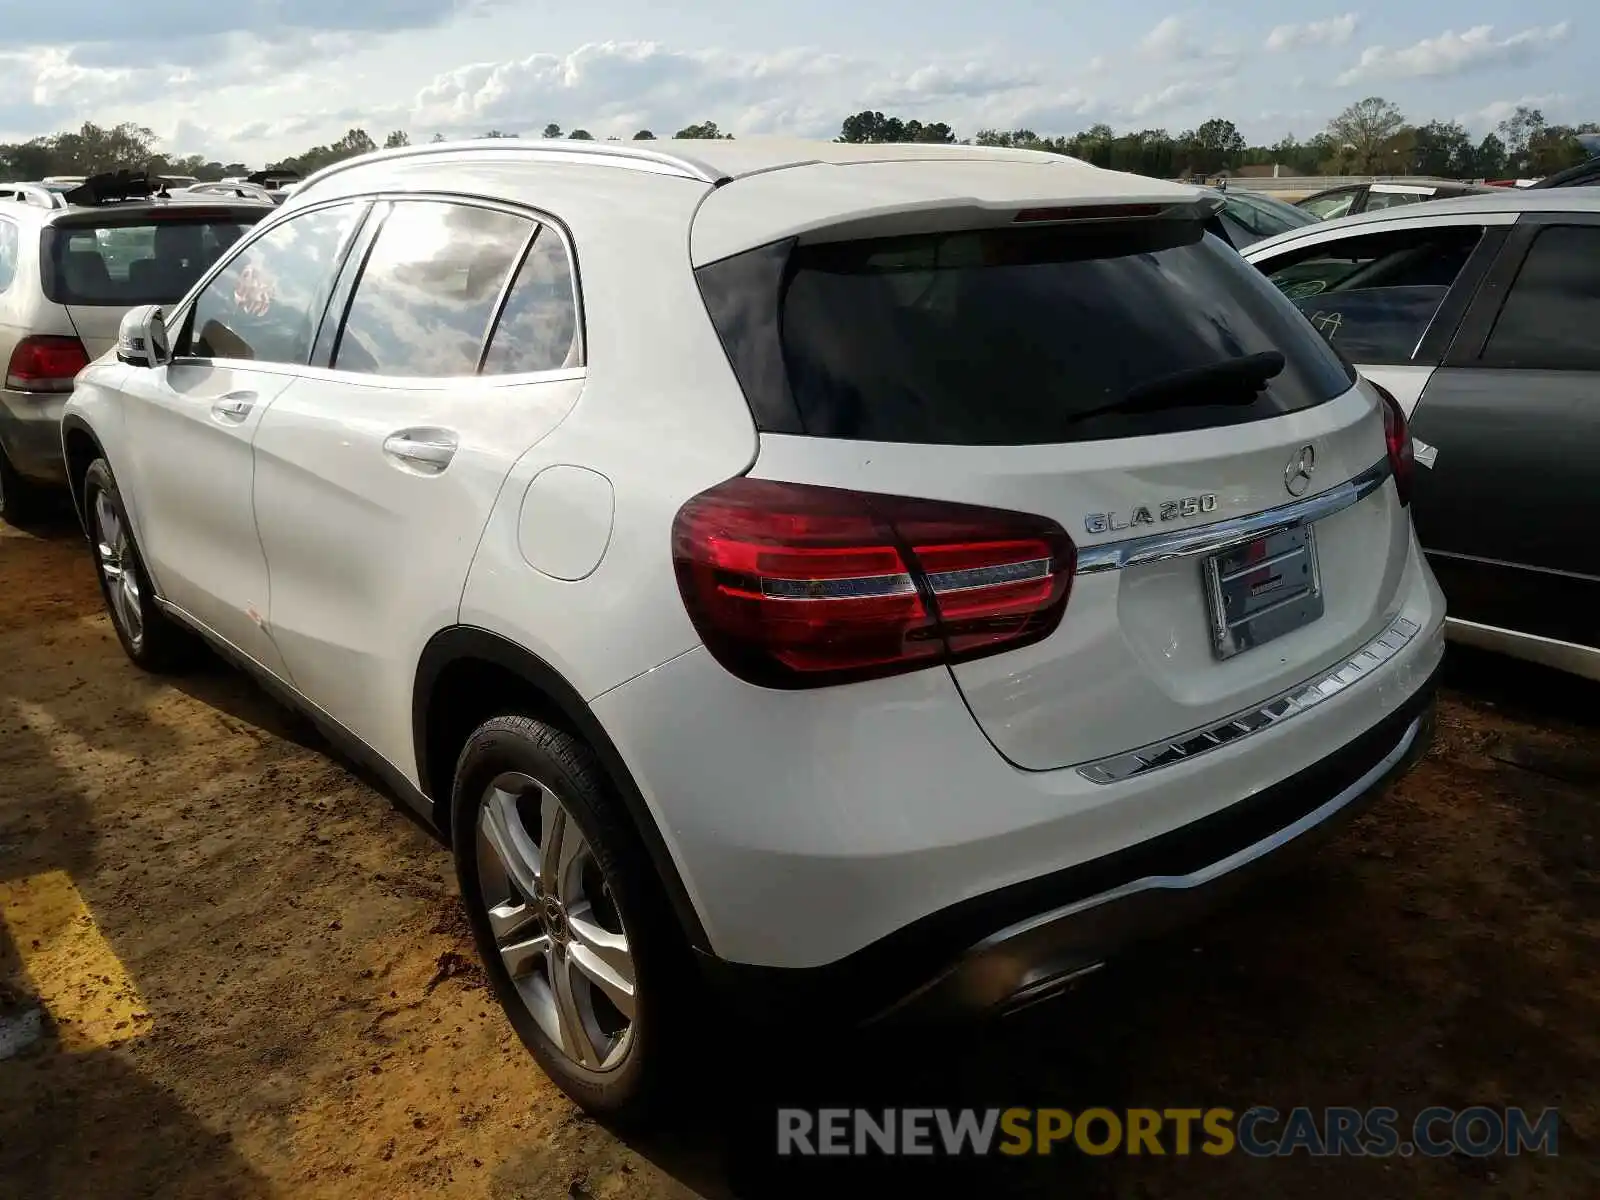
left=1481, top=225, right=1600, bottom=370
left=186, top=204, right=365, bottom=365
left=1258, top=225, right=1484, bottom=363
left=1300, top=189, right=1360, bottom=220
left=481, top=226, right=581, bottom=374
left=333, top=201, right=533, bottom=377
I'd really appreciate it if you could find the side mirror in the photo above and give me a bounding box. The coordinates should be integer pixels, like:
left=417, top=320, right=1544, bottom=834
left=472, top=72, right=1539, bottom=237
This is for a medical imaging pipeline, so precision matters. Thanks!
left=116, top=304, right=171, bottom=368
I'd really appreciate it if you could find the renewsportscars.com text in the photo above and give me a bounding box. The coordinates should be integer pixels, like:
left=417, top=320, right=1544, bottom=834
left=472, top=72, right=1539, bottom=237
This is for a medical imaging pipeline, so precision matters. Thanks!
left=777, top=1105, right=1560, bottom=1159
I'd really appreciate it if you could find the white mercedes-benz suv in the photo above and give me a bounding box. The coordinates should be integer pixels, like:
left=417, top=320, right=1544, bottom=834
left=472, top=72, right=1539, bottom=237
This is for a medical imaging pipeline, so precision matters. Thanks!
left=61, top=138, right=1445, bottom=1120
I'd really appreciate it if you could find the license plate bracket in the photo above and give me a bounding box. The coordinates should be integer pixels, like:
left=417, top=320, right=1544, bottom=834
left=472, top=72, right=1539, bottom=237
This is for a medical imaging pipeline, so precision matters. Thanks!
left=1202, top=524, right=1323, bottom=660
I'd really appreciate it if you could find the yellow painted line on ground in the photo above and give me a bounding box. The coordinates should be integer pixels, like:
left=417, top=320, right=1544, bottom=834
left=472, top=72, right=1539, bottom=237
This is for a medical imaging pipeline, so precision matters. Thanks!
left=0, top=870, right=149, bottom=1052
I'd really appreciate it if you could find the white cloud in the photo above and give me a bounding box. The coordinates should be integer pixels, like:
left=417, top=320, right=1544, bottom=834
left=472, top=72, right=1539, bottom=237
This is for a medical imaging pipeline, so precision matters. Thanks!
left=1265, top=15, right=1359, bottom=53
left=1337, top=22, right=1570, bottom=85
left=410, top=41, right=1113, bottom=141
left=1129, top=81, right=1208, bottom=118
left=1139, top=16, right=1198, bottom=61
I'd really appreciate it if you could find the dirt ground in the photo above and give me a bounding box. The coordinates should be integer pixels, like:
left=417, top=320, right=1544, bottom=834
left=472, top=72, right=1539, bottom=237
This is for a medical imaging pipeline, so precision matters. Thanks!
left=1, top=509, right=1596, bottom=1199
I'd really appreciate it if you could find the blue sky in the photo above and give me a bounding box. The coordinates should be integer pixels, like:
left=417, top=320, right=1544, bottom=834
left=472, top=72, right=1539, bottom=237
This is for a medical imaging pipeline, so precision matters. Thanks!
left=0, top=2, right=1586, bottom=161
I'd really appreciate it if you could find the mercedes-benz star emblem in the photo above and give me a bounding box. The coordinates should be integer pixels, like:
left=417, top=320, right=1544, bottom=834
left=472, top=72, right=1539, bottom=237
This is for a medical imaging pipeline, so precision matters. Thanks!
left=1284, top=445, right=1316, bottom=497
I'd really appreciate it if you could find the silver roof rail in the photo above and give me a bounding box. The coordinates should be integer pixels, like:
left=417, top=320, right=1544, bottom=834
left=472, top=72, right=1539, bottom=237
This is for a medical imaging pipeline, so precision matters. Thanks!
left=295, top=138, right=730, bottom=198
left=0, top=184, right=67, bottom=210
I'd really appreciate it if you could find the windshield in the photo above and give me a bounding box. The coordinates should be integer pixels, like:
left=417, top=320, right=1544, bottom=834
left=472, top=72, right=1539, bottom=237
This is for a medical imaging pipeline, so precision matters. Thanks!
left=1300, top=190, right=1359, bottom=220
left=42, top=214, right=262, bottom=306
left=1230, top=192, right=1319, bottom=233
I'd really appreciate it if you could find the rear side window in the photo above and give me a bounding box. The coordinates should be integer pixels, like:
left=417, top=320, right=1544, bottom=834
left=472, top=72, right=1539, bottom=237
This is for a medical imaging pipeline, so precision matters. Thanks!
left=0, top=219, right=16, bottom=292
left=481, top=226, right=581, bottom=374
left=1259, top=226, right=1484, bottom=364
left=1481, top=225, right=1600, bottom=370
left=333, top=200, right=533, bottom=377
left=41, top=215, right=260, bottom=306
left=697, top=220, right=1356, bottom=445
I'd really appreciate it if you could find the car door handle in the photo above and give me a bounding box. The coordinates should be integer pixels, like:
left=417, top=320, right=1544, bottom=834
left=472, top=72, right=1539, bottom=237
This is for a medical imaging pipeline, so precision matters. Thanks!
left=209, top=392, right=257, bottom=422
left=383, top=429, right=459, bottom=473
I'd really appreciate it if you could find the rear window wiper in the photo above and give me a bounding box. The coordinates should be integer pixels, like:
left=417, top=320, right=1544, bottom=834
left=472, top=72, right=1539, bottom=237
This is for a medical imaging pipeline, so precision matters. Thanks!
left=1064, top=350, right=1286, bottom=425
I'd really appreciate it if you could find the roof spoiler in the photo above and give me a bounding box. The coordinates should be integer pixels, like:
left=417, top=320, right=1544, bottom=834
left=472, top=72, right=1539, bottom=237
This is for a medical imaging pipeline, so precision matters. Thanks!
left=63, top=169, right=174, bottom=206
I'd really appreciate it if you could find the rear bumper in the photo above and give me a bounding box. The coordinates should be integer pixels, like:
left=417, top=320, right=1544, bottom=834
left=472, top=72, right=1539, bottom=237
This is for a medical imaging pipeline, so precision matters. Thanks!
left=699, top=668, right=1438, bottom=1024
left=0, top=388, right=68, bottom=483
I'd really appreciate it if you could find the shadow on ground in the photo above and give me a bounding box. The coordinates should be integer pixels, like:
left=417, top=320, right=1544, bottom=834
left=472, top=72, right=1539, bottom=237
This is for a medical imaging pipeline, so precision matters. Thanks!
left=1, top=516, right=273, bottom=1199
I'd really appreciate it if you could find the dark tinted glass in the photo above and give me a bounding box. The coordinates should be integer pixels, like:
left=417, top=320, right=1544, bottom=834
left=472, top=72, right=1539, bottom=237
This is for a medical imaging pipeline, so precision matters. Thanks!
left=334, top=201, right=532, bottom=377
left=481, top=226, right=580, bottom=374
left=1261, top=225, right=1484, bottom=364
left=1363, top=190, right=1426, bottom=212
left=1482, top=225, right=1600, bottom=370
left=188, top=204, right=363, bottom=363
left=1293, top=287, right=1449, bottom=362
left=701, top=221, right=1355, bottom=445
left=46, top=215, right=261, bottom=307
left=1219, top=212, right=1260, bottom=249
left=1225, top=194, right=1315, bottom=239
left=1299, top=188, right=1360, bottom=220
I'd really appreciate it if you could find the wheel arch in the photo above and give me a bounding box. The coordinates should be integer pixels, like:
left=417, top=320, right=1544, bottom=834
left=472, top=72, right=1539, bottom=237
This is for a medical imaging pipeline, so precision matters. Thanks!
left=414, top=626, right=712, bottom=953
left=60, top=413, right=103, bottom=536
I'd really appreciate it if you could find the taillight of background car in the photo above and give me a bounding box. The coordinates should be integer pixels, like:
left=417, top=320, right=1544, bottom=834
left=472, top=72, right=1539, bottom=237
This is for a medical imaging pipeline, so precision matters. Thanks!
left=1372, top=383, right=1415, bottom=507
left=672, top=478, right=1076, bottom=688
left=5, top=335, right=90, bottom=393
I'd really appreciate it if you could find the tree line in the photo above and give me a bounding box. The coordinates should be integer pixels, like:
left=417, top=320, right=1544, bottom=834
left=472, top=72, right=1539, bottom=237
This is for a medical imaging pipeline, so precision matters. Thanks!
left=1, top=99, right=1592, bottom=186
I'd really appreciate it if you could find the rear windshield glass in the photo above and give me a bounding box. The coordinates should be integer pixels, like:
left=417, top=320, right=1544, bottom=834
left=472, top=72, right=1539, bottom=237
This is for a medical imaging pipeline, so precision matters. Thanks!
left=43, top=216, right=258, bottom=306
left=698, top=220, right=1357, bottom=445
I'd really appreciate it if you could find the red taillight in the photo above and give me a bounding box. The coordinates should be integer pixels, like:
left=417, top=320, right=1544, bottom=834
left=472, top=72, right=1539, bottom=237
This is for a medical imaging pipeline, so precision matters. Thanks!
left=6, top=335, right=89, bottom=393
left=1374, top=383, right=1414, bottom=507
left=671, top=478, right=1076, bottom=688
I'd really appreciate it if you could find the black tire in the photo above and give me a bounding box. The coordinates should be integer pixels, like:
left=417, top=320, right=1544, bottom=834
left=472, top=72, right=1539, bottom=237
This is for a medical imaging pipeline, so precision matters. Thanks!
left=451, top=716, right=688, bottom=1124
left=0, top=443, right=48, bottom=528
left=82, top=458, right=199, bottom=673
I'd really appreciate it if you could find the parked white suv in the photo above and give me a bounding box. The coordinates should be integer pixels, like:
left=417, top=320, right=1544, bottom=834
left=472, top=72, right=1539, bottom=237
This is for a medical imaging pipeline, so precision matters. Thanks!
left=62, top=138, right=1445, bottom=1119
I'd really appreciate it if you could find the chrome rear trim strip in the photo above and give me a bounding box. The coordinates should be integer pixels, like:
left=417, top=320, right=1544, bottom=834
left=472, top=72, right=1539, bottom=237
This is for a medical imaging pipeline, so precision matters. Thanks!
left=1075, top=456, right=1392, bottom=575
left=1076, top=615, right=1421, bottom=784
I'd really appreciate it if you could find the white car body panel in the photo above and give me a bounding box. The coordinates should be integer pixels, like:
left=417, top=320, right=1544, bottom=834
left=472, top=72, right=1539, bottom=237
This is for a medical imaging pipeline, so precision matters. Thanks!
left=115, top=359, right=297, bottom=676
left=251, top=368, right=588, bottom=782
left=1352, top=364, right=1437, bottom=417
left=688, top=157, right=1206, bottom=265
left=749, top=383, right=1404, bottom=771
left=455, top=162, right=758, bottom=704
left=593, top=533, right=1445, bottom=968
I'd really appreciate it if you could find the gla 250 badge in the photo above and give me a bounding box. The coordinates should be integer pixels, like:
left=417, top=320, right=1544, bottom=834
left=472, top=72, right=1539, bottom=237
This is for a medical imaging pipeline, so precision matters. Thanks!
left=1083, top=493, right=1218, bottom=536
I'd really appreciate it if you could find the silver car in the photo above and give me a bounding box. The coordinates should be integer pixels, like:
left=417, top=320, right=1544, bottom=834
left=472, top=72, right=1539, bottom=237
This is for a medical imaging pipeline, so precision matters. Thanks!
left=0, top=177, right=271, bottom=523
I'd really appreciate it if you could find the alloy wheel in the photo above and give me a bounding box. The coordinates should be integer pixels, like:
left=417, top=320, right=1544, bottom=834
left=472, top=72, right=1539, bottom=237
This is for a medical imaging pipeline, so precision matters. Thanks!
left=475, top=771, right=637, bottom=1072
left=93, top=490, right=144, bottom=651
